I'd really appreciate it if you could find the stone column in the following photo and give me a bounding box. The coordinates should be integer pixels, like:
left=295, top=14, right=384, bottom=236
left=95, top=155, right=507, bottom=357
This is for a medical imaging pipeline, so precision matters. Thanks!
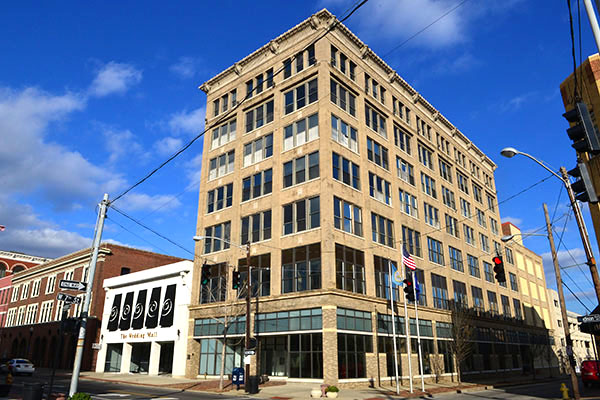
left=120, top=343, right=132, bottom=373
left=322, top=305, right=338, bottom=384
left=148, top=341, right=161, bottom=375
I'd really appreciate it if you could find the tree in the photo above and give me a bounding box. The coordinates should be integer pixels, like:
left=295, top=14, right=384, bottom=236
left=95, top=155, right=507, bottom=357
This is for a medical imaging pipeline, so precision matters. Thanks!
left=448, top=301, right=474, bottom=386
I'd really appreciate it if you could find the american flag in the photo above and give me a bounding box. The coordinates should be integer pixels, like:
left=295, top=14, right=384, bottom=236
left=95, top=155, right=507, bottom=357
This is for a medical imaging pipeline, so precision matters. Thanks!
left=0, top=225, right=5, bottom=232
left=403, top=246, right=416, bottom=270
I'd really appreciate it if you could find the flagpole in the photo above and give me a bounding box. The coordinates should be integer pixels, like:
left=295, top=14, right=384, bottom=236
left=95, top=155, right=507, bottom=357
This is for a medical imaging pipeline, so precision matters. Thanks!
left=387, top=259, right=400, bottom=395
left=401, top=248, right=413, bottom=393
left=413, top=270, right=425, bottom=392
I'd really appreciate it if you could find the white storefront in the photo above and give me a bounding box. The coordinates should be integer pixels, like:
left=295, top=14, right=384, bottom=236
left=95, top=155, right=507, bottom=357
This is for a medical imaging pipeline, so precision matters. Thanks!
left=95, top=261, right=193, bottom=376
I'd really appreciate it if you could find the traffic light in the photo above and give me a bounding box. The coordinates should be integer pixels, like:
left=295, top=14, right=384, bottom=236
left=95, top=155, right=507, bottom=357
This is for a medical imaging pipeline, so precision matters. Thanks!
left=492, top=256, right=506, bottom=283
left=563, top=102, right=600, bottom=154
left=403, top=278, right=415, bottom=302
left=232, top=270, right=241, bottom=290
left=568, top=162, right=598, bottom=203
left=201, top=262, right=211, bottom=286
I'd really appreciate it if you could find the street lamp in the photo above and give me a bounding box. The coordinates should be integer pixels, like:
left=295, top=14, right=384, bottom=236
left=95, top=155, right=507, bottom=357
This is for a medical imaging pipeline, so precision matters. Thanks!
left=193, top=235, right=253, bottom=389
left=500, top=147, right=600, bottom=305
left=500, top=233, right=547, bottom=243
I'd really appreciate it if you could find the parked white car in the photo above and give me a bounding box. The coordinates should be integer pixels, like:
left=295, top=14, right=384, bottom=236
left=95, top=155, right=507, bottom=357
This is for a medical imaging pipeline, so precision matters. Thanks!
left=0, top=359, right=35, bottom=375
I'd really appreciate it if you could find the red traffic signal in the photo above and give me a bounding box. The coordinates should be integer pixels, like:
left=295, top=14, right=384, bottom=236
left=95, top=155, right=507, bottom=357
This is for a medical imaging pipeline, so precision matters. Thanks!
left=492, top=256, right=502, bottom=266
left=492, top=256, right=506, bottom=283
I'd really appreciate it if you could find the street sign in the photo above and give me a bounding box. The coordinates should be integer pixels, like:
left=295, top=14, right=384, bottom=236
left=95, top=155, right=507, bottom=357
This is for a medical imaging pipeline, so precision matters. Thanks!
left=577, top=314, right=600, bottom=323
left=59, top=280, right=87, bottom=291
left=244, top=349, right=256, bottom=356
left=57, top=292, right=82, bottom=305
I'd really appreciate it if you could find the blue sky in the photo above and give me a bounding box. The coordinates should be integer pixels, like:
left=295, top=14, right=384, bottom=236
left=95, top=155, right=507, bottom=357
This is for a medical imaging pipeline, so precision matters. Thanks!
left=0, top=0, right=598, bottom=313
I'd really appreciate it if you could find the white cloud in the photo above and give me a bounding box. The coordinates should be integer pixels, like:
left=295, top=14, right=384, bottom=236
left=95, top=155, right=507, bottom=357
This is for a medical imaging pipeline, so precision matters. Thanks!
left=168, top=106, right=205, bottom=135
left=170, top=56, right=200, bottom=79
left=0, top=86, right=126, bottom=210
left=154, top=136, right=183, bottom=157
left=103, top=128, right=145, bottom=163
left=118, top=193, right=182, bottom=212
left=89, top=62, right=142, bottom=97
left=185, top=154, right=203, bottom=191
left=541, top=247, right=587, bottom=277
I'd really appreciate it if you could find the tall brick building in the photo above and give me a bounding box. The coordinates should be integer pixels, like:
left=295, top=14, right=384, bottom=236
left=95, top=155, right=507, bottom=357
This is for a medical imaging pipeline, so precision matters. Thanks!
left=1, top=243, right=183, bottom=370
left=187, top=9, right=555, bottom=385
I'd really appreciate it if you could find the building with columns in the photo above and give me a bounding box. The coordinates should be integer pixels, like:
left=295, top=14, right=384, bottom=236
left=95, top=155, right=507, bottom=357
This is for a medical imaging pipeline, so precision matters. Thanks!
left=187, top=9, right=555, bottom=385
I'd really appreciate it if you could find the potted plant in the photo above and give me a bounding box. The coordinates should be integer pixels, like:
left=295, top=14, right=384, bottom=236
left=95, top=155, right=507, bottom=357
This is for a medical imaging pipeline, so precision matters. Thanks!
left=326, top=385, right=339, bottom=398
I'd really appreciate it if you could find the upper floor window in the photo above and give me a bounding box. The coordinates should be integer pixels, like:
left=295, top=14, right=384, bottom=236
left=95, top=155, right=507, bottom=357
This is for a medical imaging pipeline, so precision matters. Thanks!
left=246, top=68, right=274, bottom=98
left=243, top=133, right=273, bottom=167
left=210, top=119, right=236, bottom=149
left=334, top=197, right=363, bottom=236
left=204, top=222, right=231, bottom=254
left=282, top=243, right=321, bottom=293
left=283, top=196, right=320, bottom=235
left=437, top=133, right=451, bottom=155
left=484, top=173, right=494, bottom=190
left=421, top=173, right=437, bottom=198
left=445, top=214, right=459, bottom=238
left=441, top=186, right=456, bottom=210
left=396, top=157, right=415, bottom=185
left=427, top=237, right=444, bottom=265
left=208, top=151, right=234, bottom=181
left=283, top=113, right=319, bottom=152
left=369, top=172, right=392, bottom=205
left=239, top=254, right=271, bottom=297
left=460, top=198, right=472, bottom=219
left=284, top=78, right=318, bottom=115
left=245, top=100, right=274, bottom=133
left=242, top=169, right=272, bottom=202
left=45, top=276, right=56, bottom=295
left=31, top=280, right=41, bottom=297
left=418, top=143, right=434, bottom=170
left=439, top=158, right=452, bottom=182
left=207, top=183, right=233, bottom=213
left=472, top=286, right=484, bottom=311
left=423, top=203, right=440, bottom=228
left=457, top=171, right=469, bottom=194
left=431, top=273, right=449, bottom=310
left=464, top=224, right=475, bottom=246
left=392, top=96, right=411, bottom=125
left=364, top=73, right=385, bottom=104
left=367, top=137, right=389, bottom=170
left=241, top=210, right=272, bottom=244
left=487, top=194, right=497, bottom=212
left=473, top=183, right=483, bottom=203
left=490, top=218, right=499, bottom=235
left=20, top=282, right=29, bottom=300
left=335, top=244, right=365, bottom=294
left=468, top=254, right=480, bottom=278
left=285, top=45, right=316, bottom=79
left=453, top=280, right=468, bottom=308
left=372, top=213, right=394, bottom=248
left=476, top=209, right=486, bottom=228
left=484, top=262, right=494, bottom=283
left=487, top=291, right=499, bottom=314
left=283, top=151, right=319, bottom=188
left=330, top=45, right=356, bottom=80
left=330, top=79, right=356, bottom=117
left=365, top=103, right=387, bottom=138
left=416, top=116, right=432, bottom=141
left=332, top=152, right=360, bottom=190
left=394, top=125, right=411, bottom=154
left=213, top=89, right=237, bottom=117
left=480, top=234, right=490, bottom=253
left=331, top=114, right=358, bottom=152
left=402, top=226, right=422, bottom=258
left=505, top=247, right=514, bottom=264
left=399, top=189, right=418, bottom=218
left=454, top=148, right=466, bottom=168
left=200, top=263, right=227, bottom=304
left=509, top=272, right=518, bottom=291
left=449, top=246, right=463, bottom=272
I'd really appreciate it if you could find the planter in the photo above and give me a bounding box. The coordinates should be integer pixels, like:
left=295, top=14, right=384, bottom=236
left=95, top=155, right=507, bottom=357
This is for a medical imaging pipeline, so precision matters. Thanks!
left=311, top=389, right=322, bottom=398
left=326, top=392, right=338, bottom=398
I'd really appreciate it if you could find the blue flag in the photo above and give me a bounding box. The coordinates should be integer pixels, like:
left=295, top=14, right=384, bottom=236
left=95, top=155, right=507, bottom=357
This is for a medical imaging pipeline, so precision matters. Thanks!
left=391, top=264, right=403, bottom=286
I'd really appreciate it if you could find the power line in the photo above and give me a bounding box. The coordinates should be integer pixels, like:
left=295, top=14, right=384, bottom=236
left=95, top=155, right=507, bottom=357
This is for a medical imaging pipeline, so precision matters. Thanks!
left=110, top=1, right=370, bottom=205
left=382, top=0, right=471, bottom=58
left=567, top=0, right=581, bottom=101
left=563, top=279, right=591, bottom=312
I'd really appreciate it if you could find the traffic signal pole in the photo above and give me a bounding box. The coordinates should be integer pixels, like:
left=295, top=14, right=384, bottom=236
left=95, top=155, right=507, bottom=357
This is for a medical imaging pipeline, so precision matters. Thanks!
left=560, top=166, right=600, bottom=306
left=245, top=243, right=251, bottom=390
left=544, top=203, right=580, bottom=399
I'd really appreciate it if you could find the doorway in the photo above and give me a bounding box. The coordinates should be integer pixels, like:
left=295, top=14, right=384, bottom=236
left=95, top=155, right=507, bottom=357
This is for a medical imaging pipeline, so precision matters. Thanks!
left=130, top=343, right=151, bottom=373
left=158, top=342, right=174, bottom=374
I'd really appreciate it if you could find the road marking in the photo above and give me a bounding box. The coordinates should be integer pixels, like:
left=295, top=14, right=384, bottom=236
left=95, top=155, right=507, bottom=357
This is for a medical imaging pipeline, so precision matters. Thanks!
left=96, top=394, right=130, bottom=397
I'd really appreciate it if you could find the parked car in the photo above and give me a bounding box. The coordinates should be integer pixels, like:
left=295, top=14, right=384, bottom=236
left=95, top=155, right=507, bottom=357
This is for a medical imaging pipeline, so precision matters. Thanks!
left=0, top=359, right=35, bottom=375
left=582, top=360, right=600, bottom=386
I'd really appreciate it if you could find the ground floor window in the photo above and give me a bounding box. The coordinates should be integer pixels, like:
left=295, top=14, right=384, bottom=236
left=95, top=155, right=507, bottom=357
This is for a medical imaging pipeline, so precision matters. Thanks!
left=377, top=336, right=403, bottom=377
left=198, top=338, right=244, bottom=376
left=104, top=343, right=122, bottom=372
left=130, top=343, right=150, bottom=373
left=338, top=333, right=372, bottom=379
left=259, top=333, right=323, bottom=378
left=436, top=340, right=454, bottom=373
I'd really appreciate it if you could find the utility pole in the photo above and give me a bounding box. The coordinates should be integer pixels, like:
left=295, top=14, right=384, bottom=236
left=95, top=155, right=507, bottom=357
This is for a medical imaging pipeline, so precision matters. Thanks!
left=561, top=167, right=600, bottom=305
left=69, top=193, right=109, bottom=397
left=544, top=203, right=580, bottom=400
left=245, top=243, right=251, bottom=390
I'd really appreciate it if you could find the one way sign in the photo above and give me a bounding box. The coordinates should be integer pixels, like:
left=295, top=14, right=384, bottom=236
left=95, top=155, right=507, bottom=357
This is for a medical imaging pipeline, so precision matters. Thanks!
left=59, top=280, right=87, bottom=291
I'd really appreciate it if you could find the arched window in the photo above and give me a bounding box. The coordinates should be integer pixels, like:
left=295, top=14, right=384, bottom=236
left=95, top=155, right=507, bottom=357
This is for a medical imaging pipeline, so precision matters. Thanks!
left=0, top=262, right=7, bottom=278
left=11, top=265, right=26, bottom=274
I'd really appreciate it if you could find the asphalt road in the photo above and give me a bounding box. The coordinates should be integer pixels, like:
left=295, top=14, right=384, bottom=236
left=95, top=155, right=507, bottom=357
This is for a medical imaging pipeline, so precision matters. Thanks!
left=2, top=372, right=253, bottom=400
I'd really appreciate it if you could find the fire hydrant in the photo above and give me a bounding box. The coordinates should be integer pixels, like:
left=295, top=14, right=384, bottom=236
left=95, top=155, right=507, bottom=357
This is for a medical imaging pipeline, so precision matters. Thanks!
left=560, top=383, right=570, bottom=400
left=5, top=371, right=12, bottom=385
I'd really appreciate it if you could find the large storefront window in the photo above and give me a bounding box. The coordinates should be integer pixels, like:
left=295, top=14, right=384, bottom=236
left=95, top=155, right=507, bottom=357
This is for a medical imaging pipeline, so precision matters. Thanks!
left=259, top=333, right=323, bottom=378
left=194, top=316, right=246, bottom=336
left=198, top=338, right=244, bottom=375
left=282, top=243, right=321, bottom=293
left=255, top=308, right=321, bottom=333
left=104, top=343, right=122, bottom=372
left=338, top=333, right=372, bottom=378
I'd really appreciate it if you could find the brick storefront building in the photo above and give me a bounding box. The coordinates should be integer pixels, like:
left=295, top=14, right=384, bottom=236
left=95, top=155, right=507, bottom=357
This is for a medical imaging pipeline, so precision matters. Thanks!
left=1, top=243, right=183, bottom=370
